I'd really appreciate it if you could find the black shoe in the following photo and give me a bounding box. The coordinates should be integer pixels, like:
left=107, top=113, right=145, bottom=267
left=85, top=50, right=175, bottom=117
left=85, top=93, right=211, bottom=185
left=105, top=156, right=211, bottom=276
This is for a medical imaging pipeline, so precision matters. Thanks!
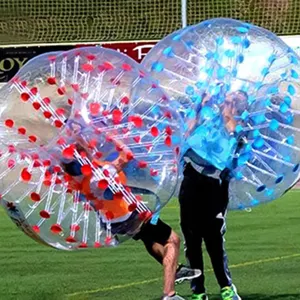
left=175, top=264, right=202, bottom=285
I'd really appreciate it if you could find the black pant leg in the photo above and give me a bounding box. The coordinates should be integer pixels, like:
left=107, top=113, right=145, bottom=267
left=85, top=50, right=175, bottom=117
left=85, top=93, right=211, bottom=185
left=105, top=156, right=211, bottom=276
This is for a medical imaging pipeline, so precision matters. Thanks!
left=179, top=165, right=206, bottom=294
left=203, top=212, right=232, bottom=288
left=201, top=174, right=232, bottom=289
left=181, top=215, right=206, bottom=293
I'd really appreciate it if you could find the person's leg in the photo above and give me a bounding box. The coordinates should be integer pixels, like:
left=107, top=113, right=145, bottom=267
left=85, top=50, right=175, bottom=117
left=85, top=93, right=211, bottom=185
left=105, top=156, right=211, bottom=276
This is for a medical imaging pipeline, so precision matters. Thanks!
left=204, top=214, right=241, bottom=300
left=182, top=226, right=205, bottom=294
left=142, top=238, right=164, bottom=264
left=162, top=230, right=181, bottom=296
left=179, top=164, right=206, bottom=294
left=139, top=221, right=181, bottom=297
left=203, top=214, right=232, bottom=289
left=202, top=175, right=232, bottom=289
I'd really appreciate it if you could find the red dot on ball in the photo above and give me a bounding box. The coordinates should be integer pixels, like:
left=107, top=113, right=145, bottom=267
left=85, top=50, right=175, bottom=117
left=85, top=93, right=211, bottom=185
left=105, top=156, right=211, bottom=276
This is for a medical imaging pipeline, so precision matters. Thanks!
left=128, top=203, right=137, bottom=212
left=20, top=93, right=30, bottom=101
left=94, top=242, right=102, bottom=248
left=70, top=224, right=80, bottom=232
left=150, top=126, right=159, bottom=137
left=5, top=119, right=14, bottom=128
left=21, top=168, right=32, bottom=181
left=18, top=127, right=26, bottom=135
left=54, top=120, right=63, bottom=128
left=82, top=63, right=94, bottom=72
left=47, top=77, right=56, bottom=85
left=28, top=135, right=37, bottom=143
left=40, top=210, right=50, bottom=219
left=50, top=224, right=63, bottom=234
left=98, top=179, right=109, bottom=189
left=66, top=236, right=77, bottom=243
left=32, top=102, right=41, bottom=110
left=43, top=111, right=52, bottom=119
left=30, top=192, right=41, bottom=202
left=32, top=225, right=40, bottom=233
left=78, top=242, right=88, bottom=248
left=81, top=165, right=92, bottom=176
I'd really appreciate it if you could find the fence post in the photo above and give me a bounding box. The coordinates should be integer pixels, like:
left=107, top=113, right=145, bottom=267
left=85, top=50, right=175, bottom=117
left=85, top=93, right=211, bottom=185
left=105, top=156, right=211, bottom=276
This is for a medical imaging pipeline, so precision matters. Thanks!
left=181, top=0, right=187, bottom=28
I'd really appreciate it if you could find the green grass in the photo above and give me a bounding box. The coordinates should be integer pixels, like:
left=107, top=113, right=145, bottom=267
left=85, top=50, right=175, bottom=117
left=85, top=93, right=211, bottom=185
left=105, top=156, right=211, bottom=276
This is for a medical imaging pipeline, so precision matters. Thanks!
left=1, top=191, right=300, bottom=300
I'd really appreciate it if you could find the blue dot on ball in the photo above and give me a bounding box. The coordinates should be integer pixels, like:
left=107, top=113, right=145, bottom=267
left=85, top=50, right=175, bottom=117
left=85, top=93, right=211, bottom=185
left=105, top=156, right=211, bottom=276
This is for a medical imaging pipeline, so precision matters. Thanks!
left=231, top=36, right=242, bottom=44
left=205, top=68, right=214, bottom=77
left=290, top=55, right=298, bottom=64
left=293, top=164, right=299, bottom=172
left=163, top=46, right=174, bottom=57
left=280, top=102, right=289, bottom=113
left=235, top=124, right=243, bottom=134
left=275, top=175, right=284, bottom=184
left=242, top=38, right=251, bottom=48
left=238, top=203, right=246, bottom=210
left=261, top=67, right=269, bottom=76
left=241, top=110, right=249, bottom=121
left=265, top=189, right=274, bottom=197
left=251, top=199, right=260, bottom=206
left=238, top=54, right=244, bottom=63
left=288, top=84, right=296, bottom=96
left=152, top=61, right=164, bottom=72
left=172, top=34, right=181, bottom=41
left=216, top=37, right=224, bottom=45
left=255, top=81, right=263, bottom=89
left=286, top=113, right=294, bottom=124
left=232, top=68, right=238, bottom=77
left=252, top=114, right=266, bottom=124
left=253, top=129, right=260, bottom=138
left=257, top=184, right=266, bottom=192
left=237, top=26, right=249, bottom=33
left=291, top=69, right=299, bottom=79
left=286, top=136, right=294, bottom=145
left=185, top=41, right=194, bottom=49
left=284, top=96, right=292, bottom=106
left=185, top=85, right=194, bottom=95
left=211, top=84, right=221, bottom=95
left=224, top=49, right=235, bottom=58
left=217, top=67, right=227, bottom=79
left=253, top=137, right=264, bottom=149
left=237, top=152, right=251, bottom=166
left=196, top=81, right=203, bottom=89
left=267, top=86, right=278, bottom=94
left=235, top=171, right=243, bottom=180
left=205, top=52, right=214, bottom=59
left=269, top=119, right=279, bottom=131
left=268, top=54, right=276, bottom=63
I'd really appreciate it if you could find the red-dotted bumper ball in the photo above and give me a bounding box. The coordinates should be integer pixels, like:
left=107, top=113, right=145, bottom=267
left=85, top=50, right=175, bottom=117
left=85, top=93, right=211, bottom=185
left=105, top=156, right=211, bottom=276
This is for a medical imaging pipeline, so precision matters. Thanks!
left=0, top=47, right=183, bottom=250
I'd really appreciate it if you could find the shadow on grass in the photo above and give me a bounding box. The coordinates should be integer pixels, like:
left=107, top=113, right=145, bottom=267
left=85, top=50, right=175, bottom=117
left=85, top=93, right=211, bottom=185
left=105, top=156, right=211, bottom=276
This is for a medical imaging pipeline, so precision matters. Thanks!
left=83, top=293, right=300, bottom=300
left=155, top=294, right=300, bottom=300
left=241, top=295, right=300, bottom=300
left=204, top=295, right=300, bottom=300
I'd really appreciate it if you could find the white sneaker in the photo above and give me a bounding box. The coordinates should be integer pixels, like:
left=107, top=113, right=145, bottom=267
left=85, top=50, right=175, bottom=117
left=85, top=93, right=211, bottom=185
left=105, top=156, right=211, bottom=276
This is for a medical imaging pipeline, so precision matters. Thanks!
left=175, top=264, right=202, bottom=284
left=161, top=294, right=185, bottom=300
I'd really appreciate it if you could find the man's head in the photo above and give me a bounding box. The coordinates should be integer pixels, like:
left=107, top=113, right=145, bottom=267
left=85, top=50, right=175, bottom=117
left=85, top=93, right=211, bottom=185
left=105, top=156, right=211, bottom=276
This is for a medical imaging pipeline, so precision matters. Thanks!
left=224, top=90, right=248, bottom=116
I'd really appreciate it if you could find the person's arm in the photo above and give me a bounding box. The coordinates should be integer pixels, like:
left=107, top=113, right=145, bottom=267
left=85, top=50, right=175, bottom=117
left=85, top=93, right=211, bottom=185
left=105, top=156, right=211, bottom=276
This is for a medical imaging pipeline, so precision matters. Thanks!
left=223, top=112, right=237, bottom=133
left=223, top=94, right=237, bottom=134
left=186, top=93, right=211, bottom=135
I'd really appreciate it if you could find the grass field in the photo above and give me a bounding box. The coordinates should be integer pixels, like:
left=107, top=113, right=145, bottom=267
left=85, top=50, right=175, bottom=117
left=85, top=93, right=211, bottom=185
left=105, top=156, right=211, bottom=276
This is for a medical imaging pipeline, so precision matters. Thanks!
left=0, top=191, right=300, bottom=300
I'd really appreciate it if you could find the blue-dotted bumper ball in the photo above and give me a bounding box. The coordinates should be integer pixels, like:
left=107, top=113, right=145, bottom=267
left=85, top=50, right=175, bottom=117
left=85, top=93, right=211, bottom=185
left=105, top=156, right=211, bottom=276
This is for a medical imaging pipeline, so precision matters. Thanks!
left=142, top=18, right=300, bottom=209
